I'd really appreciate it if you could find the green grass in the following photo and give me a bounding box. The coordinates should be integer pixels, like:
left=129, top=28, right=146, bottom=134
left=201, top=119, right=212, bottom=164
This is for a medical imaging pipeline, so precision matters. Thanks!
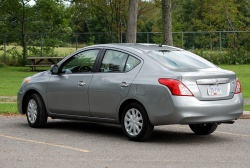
left=219, top=65, right=250, bottom=98
left=244, top=104, right=250, bottom=111
left=0, top=103, right=18, bottom=114
left=0, top=66, right=37, bottom=96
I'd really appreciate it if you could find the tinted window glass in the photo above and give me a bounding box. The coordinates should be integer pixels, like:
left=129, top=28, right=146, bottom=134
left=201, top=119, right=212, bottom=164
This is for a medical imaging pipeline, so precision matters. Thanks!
left=100, top=50, right=140, bottom=73
left=62, top=50, right=99, bottom=73
left=125, top=56, right=141, bottom=72
left=148, top=50, right=217, bottom=70
left=100, top=50, right=128, bottom=72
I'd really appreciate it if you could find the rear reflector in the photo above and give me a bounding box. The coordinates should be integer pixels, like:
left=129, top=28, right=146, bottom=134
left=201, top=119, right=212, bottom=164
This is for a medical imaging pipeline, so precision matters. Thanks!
left=234, top=79, right=242, bottom=94
left=158, top=78, right=193, bottom=96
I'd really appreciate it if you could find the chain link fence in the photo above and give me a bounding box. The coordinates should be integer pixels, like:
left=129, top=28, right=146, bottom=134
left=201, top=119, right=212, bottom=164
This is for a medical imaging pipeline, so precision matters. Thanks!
left=1, top=31, right=250, bottom=65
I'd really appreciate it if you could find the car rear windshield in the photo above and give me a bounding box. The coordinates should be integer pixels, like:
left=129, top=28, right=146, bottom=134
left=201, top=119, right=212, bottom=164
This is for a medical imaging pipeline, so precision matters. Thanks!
left=147, top=50, right=217, bottom=70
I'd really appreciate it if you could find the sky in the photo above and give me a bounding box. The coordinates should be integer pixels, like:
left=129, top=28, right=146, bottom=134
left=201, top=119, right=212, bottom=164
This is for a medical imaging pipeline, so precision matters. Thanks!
left=28, top=0, right=35, bottom=6
left=28, top=0, right=70, bottom=6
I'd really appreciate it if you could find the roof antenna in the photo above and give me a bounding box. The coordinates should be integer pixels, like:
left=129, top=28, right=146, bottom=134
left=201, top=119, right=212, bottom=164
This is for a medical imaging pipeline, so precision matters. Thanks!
left=159, top=38, right=168, bottom=47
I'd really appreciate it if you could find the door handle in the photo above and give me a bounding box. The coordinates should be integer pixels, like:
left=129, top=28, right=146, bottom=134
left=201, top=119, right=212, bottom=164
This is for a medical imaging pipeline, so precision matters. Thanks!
left=77, top=81, right=85, bottom=86
left=120, top=82, right=130, bottom=87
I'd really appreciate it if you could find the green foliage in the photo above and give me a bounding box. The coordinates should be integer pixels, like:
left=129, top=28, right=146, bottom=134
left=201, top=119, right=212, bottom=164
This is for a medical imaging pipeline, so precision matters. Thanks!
left=0, top=46, right=23, bottom=66
left=194, top=48, right=250, bottom=65
left=87, top=36, right=95, bottom=46
left=27, top=46, right=40, bottom=56
left=0, top=62, right=6, bottom=67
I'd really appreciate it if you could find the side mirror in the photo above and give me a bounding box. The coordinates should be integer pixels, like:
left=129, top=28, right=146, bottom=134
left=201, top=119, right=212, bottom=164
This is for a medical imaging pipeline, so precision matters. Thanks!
left=50, top=65, right=59, bottom=74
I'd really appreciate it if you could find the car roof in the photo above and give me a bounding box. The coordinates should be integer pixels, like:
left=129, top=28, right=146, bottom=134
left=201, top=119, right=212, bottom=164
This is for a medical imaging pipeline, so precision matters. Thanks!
left=87, top=43, right=183, bottom=52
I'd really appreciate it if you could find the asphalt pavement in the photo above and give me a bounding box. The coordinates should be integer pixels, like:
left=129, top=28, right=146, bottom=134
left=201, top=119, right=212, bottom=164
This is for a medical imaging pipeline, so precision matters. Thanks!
left=0, top=116, right=250, bottom=168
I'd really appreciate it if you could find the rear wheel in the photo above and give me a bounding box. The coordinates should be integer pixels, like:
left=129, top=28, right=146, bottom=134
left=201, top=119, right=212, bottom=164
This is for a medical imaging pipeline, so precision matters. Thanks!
left=189, top=123, right=218, bottom=135
left=121, top=103, right=154, bottom=141
left=26, top=93, right=48, bottom=128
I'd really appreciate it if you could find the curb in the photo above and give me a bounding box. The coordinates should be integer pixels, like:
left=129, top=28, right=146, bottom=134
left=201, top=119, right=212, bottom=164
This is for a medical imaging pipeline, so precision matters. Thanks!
left=241, top=111, right=250, bottom=119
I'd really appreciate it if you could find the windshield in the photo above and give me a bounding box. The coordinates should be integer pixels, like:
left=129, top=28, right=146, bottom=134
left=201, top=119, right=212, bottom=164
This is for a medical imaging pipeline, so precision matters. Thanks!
left=147, top=50, right=217, bottom=70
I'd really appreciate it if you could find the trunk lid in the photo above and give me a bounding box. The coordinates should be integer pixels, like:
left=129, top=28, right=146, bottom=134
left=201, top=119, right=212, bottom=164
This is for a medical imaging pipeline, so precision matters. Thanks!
left=179, top=68, right=237, bottom=101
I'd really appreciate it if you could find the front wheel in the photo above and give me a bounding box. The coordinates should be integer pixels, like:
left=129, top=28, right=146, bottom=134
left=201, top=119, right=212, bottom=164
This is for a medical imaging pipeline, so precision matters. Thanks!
left=189, top=123, right=218, bottom=135
left=121, top=103, right=154, bottom=141
left=26, top=93, right=48, bottom=128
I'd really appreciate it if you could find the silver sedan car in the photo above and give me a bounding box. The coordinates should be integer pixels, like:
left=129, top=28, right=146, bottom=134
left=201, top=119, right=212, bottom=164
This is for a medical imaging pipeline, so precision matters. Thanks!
left=18, top=43, right=243, bottom=141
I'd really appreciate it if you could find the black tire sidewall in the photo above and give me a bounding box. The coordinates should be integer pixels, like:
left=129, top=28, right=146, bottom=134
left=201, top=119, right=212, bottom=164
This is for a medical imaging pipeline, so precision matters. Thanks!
left=189, top=123, right=218, bottom=135
left=26, top=94, right=47, bottom=128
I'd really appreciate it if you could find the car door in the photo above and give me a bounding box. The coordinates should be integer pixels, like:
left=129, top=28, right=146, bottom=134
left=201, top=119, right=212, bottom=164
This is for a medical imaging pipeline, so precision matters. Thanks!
left=88, top=49, right=142, bottom=119
left=47, top=49, right=100, bottom=116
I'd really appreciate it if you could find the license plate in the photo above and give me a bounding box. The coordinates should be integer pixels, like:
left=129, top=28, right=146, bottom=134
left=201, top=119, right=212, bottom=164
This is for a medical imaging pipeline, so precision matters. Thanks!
left=207, top=85, right=222, bottom=96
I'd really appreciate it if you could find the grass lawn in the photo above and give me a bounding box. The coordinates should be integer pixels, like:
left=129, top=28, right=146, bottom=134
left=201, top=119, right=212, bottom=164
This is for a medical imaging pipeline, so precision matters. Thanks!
left=219, top=65, right=250, bottom=98
left=245, top=104, right=250, bottom=111
left=0, top=66, right=37, bottom=96
left=0, top=103, right=19, bottom=114
left=0, top=65, right=249, bottom=114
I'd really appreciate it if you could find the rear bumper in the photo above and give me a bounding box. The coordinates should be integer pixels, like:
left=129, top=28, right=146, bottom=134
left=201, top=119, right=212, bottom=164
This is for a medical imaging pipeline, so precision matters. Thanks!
left=147, top=94, right=243, bottom=125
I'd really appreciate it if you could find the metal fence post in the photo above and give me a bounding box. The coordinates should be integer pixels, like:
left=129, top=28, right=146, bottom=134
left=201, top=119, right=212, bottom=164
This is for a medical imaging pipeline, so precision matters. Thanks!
left=147, top=32, right=149, bottom=43
left=219, top=31, right=222, bottom=55
left=75, top=33, right=78, bottom=50
left=182, top=32, right=184, bottom=49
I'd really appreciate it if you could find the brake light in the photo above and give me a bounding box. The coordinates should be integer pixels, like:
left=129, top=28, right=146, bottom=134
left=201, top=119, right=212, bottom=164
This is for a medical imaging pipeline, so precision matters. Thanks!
left=158, top=78, right=193, bottom=96
left=234, top=79, right=242, bottom=94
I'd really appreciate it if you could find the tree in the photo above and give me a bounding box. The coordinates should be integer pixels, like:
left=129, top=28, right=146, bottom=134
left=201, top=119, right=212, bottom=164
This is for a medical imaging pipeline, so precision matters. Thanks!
left=70, top=0, right=128, bottom=43
left=0, top=0, right=70, bottom=62
left=126, top=0, right=139, bottom=43
left=0, top=0, right=33, bottom=64
left=161, top=0, right=173, bottom=45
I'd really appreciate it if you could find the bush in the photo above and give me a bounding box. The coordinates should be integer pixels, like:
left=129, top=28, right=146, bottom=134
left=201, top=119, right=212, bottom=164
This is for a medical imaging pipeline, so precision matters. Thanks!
left=0, top=62, right=7, bottom=67
left=194, top=48, right=250, bottom=65
left=0, top=46, right=23, bottom=66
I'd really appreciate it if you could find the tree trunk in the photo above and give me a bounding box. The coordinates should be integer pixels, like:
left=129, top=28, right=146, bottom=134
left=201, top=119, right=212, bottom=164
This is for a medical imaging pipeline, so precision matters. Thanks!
left=21, top=20, right=27, bottom=65
left=126, top=0, right=139, bottom=43
left=21, top=0, right=27, bottom=65
left=162, top=0, right=173, bottom=46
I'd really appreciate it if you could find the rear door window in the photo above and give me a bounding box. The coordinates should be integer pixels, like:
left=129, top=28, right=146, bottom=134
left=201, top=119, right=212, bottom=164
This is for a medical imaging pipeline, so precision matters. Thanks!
left=99, top=50, right=140, bottom=73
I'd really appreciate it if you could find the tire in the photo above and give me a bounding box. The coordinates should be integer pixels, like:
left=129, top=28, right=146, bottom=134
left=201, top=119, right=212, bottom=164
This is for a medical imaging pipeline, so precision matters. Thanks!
left=189, top=123, right=218, bottom=135
left=26, top=93, right=48, bottom=128
left=121, top=103, right=154, bottom=141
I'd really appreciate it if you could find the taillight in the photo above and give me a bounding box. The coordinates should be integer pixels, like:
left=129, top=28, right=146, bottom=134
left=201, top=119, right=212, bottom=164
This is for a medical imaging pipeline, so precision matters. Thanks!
left=158, top=78, right=193, bottom=96
left=234, top=78, right=242, bottom=94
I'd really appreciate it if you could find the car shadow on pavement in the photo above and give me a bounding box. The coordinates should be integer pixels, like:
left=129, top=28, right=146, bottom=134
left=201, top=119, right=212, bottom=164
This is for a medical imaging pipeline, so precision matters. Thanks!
left=45, top=120, right=125, bottom=139
left=148, top=127, right=229, bottom=144
left=39, top=119, right=229, bottom=144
